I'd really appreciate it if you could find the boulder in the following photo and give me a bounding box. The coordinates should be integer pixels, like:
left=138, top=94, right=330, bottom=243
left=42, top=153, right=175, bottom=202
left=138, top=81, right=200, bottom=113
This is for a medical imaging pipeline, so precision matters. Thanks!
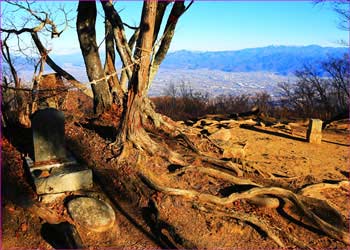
left=67, top=197, right=116, bottom=233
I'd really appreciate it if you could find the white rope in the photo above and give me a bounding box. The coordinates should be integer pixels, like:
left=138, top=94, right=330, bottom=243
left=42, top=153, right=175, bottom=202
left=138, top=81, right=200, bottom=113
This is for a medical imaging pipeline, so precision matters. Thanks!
left=68, top=20, right=171, bottom=89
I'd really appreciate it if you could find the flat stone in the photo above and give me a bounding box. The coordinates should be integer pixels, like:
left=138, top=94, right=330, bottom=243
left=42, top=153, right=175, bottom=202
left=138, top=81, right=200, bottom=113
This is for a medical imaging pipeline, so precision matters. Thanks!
left=67, top=197, right=115, bottom=232
left=33, top=165, right=93, bottom=194
left=209, top=128, right=232, bottom=142
left=31, top=108, right=67, bottom=162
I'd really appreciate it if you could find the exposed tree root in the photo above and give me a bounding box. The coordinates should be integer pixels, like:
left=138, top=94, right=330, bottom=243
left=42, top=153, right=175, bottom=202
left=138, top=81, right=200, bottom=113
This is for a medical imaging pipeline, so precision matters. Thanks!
left=298, top=180, right=350, bottom=220
left=109, top=109, right=349, bottom=247
left=175, top=133, right=244, bottom=176
left=135, top=153, right=350, bottom=245
left=299, top=180, right=350, bottom=196
left=196, top=204, right=285, bottom=247
left=169, top=164, right=261, bottom=187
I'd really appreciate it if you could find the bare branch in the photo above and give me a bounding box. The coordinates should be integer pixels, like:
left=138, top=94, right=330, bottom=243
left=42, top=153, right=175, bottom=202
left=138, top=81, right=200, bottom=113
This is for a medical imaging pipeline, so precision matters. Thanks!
left=31, top=32, right=93, bottom=97
left=1, top=34, right=21, bottom=87
left=122, top=22, right=138, bottom=30
left=119, top=27, right=140, bottom=89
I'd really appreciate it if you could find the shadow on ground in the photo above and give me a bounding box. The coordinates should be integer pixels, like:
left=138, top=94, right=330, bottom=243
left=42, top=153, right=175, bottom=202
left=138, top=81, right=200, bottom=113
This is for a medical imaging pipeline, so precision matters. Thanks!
left=239, top=124, right=307, bottom=142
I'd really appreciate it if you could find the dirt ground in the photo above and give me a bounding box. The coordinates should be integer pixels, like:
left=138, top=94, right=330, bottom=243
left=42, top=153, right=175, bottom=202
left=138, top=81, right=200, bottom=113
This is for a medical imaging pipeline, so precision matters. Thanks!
left=2, top=92, right=350, bottom=249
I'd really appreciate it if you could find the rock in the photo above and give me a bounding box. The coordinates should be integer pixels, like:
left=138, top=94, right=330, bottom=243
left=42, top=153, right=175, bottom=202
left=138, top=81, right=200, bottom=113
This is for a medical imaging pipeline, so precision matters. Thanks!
left=33, top=165, right=93, bottom=195
left=209, top=128, right=232, bottom=142
left=306, top=119, right=323, bottom=144
left=222, top=143, right=246, bottom=159
left=67, top=197, right=116, bottom=232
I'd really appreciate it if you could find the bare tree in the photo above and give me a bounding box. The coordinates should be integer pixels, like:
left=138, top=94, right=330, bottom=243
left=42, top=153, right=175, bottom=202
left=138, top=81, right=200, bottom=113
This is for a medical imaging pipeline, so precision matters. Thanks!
left=279, top=55, right=349, bottom=121
left=0, top=1, right=100, bottom=127
left=315, top=0, right=350, bottom=31
left=1, top=1, right=92, bottom=94
left=2, top=2, right=350, bottom=247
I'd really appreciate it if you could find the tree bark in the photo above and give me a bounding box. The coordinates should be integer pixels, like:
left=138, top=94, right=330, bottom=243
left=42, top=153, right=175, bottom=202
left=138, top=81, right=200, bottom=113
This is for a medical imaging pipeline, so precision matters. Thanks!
left=153, top=2, right=170, bottom=45
left=101, top=1, right=134, bottom=81
left=117, top=1, right=158, bottom=145
left=77, top=1, right=112, bottom=114
left=149, top=1, right=188, bottom=85
left=104, top=16, right=124, bottom=106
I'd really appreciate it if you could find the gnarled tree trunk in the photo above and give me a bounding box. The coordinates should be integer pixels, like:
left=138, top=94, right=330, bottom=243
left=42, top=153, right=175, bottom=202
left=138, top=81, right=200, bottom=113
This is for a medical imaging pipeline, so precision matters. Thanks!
left=117, top=1, right=158, bottom=151
left=77, top=1, right=112, bottom=114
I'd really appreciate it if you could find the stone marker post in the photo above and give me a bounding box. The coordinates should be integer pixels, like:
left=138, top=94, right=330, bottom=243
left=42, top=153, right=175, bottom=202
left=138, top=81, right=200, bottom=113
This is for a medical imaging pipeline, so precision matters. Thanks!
left=306, top=119, right=323, bottom=144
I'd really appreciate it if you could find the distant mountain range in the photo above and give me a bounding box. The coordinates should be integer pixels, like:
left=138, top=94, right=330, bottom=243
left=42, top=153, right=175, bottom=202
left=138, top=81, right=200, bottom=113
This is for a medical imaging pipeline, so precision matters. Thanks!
left=12, top=45, right=348, bottom=97
left=161, top=45, right=348, bottom=75
left=14, top=45, right=348, bottom=76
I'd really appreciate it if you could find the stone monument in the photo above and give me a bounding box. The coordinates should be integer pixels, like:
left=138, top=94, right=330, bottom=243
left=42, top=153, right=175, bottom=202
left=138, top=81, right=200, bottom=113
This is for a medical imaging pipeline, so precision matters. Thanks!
left=306, top=119, right=323, bottom=144
left=32, top=108, right=67, bottom=162
left=26, top=108, right=93, bottom=195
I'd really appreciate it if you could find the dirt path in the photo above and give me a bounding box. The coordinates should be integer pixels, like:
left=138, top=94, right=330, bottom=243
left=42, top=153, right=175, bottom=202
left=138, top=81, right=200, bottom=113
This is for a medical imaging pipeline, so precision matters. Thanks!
left=2, top=118, right=349, bottom=249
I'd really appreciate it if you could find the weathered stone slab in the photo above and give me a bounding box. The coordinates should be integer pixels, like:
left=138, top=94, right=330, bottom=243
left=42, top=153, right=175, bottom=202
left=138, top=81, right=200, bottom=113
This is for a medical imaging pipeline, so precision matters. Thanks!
left=67, top=197, right=115, bottom=232
left=25, top=156, right=77, bottom=171
left=26, top=109, right=94, bottom=196
left=32, top=164, right=93, bottom=195
left=306, top=119, right=323, bottom=144
left=31, top=108, right=67, bottom=162
left=25, top=156, right=93, bottom=195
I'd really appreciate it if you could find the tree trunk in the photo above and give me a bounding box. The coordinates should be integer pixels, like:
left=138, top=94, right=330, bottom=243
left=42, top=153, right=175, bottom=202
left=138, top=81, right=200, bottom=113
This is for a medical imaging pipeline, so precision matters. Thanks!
left=149, top=1, right=187, bottom=85
left=104, top=16, right=124, bottom=106
left=77, top=1, right=112, bottom=115
left=101, top=1, right=134, bottom=81
left=118, top=1, right=158, bottom=147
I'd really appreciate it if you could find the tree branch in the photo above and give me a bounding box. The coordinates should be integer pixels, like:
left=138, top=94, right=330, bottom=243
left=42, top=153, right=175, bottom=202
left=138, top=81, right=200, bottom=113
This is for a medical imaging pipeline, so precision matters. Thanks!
left=30, top=32, right=93, bottom=97
left=153, top=1, right=170, bottom=45
left=101, top=1, right=134, bottom=80
left=1, top=34, right=20, bottom=87
left=149, top=1, right=193, bottom=84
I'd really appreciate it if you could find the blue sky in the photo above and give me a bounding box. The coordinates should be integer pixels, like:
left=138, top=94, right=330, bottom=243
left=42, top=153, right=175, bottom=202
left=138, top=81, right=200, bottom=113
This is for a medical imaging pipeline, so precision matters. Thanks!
left=1, top=1, right=348, bottom=55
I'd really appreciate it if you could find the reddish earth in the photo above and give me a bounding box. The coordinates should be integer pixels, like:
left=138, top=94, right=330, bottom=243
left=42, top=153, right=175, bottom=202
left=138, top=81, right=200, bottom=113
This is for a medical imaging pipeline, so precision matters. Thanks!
left=2, top=91, right=349, bottom=249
